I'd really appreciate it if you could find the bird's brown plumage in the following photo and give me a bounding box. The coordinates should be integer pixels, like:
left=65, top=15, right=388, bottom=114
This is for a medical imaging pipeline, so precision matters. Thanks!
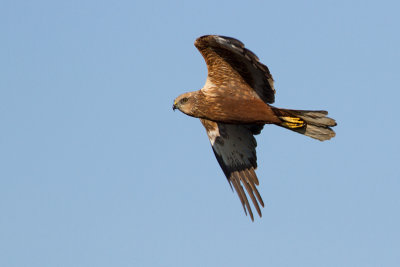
left=173, top=35, right=337, bottom=221
left=194, top=35, right=276, bottom=104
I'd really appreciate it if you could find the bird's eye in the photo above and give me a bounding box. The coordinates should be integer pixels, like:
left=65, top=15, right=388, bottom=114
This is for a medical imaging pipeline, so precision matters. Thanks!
left=180, top=97, right=188, bottom=104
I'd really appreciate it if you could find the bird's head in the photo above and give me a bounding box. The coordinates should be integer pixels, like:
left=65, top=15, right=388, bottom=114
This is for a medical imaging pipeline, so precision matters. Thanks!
left=172, top=92, right=196, bottom=115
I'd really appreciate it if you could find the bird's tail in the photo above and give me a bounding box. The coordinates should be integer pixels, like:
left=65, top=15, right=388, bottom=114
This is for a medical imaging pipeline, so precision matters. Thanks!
left=272, top=107, right=337, bottom=141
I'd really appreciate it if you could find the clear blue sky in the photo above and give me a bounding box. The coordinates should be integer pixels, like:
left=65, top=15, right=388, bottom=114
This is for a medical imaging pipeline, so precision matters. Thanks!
left=1, top=0, right=399, bottom=266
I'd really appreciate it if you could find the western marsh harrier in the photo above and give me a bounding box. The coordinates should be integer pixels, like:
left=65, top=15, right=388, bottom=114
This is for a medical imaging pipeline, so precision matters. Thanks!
left=173, top=35, right=336, bottom=221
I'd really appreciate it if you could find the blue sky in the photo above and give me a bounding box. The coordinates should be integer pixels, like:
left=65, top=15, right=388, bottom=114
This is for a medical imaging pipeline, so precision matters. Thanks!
left=1, top=0, right=399, bottom=266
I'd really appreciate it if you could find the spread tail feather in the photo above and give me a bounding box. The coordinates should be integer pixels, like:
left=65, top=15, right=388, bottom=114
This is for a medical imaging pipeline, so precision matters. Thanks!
left=273, top=108, right=337, bottom=141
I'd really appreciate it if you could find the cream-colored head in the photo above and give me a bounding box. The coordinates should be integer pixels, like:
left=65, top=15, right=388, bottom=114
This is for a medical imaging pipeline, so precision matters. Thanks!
left=172, top=92, right=197, bottom=116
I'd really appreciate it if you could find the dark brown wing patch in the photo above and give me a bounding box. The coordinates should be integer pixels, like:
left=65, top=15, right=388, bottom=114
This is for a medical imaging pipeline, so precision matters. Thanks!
left=195, top=35, right=276, bottom=104
left=200, top=119, right=265, bottom=221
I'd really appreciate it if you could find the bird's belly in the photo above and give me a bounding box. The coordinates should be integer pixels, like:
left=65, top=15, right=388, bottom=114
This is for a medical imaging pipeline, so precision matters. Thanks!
left=199, top=98, right=280, bottom=124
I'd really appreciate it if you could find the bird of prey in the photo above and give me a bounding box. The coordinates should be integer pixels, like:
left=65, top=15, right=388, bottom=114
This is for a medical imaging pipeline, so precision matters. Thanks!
left=173, top=35, right=336, bottom=221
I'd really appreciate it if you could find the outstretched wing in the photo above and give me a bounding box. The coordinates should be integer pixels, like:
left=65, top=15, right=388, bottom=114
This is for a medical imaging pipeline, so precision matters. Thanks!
left=200, top=119, right=264, bottom=221
left=195, top=35, right=275, bottom=104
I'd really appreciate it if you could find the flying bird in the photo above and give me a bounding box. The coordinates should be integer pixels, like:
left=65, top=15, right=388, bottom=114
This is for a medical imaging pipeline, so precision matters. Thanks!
left=173, top=35, right=336, bottom=221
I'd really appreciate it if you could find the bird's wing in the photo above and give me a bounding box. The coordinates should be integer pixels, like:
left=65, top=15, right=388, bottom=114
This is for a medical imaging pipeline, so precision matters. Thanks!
left=200, top=119, right=264, bottom=221
left=195, top=35, right=275, bottom=104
